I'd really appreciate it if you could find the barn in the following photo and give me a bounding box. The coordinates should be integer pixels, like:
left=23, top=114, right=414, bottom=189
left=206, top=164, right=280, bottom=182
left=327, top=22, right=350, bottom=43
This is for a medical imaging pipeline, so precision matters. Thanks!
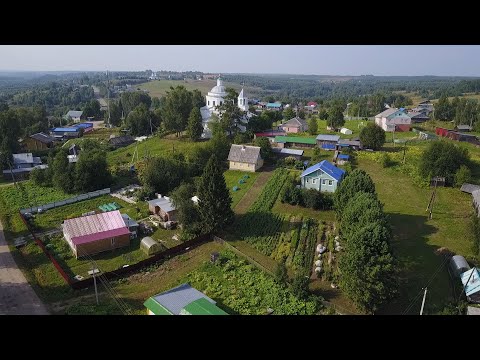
left=148, top=195, right=177, bottom=221
left=62, top=210, right=131, bottom=259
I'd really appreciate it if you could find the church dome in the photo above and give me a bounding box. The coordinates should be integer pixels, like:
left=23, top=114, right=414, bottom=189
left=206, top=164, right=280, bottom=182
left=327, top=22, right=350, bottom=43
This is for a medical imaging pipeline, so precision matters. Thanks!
left=208, top=77, right=226, bottom=96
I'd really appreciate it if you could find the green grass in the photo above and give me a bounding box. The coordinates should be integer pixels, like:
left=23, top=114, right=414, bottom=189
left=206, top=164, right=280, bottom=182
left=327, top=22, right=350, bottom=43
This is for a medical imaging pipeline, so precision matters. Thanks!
left=136, top=79, right=262, bottom=98
left=357, top=159, right=474, bottom=314
left=107, top=136, right=208, bottom=167
left=150, top=226, right=181, bottom=248
left=45, top=233, right=150, bottom=278
left=224, top=170, right=261, bottom=208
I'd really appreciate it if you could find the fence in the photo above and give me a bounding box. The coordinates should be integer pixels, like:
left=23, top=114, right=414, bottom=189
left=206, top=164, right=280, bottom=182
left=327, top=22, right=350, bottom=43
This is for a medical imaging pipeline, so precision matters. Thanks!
left=20, top=188, right=111, bottom=215
left=19, top=207, right=213, bottom=290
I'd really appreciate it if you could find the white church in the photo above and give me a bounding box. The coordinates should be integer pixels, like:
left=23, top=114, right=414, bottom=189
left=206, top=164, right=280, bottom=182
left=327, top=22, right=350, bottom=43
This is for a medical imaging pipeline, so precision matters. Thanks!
left=200, top=76, right=251, bottom=139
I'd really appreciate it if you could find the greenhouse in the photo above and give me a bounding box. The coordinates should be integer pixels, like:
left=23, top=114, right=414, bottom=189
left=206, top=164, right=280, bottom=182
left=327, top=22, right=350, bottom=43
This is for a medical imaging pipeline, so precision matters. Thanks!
left=141, top=237, right=163, bottom=256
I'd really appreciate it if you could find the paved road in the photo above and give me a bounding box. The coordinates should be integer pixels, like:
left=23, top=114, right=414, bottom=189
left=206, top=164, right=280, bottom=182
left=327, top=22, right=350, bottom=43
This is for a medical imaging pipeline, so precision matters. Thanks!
left=0, top=220, right=49, bottom=315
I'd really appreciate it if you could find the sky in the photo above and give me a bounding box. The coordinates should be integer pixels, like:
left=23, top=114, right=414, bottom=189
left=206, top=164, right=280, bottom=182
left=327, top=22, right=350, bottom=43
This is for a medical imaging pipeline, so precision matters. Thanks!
left=0, top=45, right=479, bottom=76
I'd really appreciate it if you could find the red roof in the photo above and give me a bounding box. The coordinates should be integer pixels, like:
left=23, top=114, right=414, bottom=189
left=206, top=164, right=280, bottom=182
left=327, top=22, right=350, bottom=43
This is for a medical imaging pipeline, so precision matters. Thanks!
left=307, top=101, right=318, bottom=107
left=63, top=210, right=130, bottom=245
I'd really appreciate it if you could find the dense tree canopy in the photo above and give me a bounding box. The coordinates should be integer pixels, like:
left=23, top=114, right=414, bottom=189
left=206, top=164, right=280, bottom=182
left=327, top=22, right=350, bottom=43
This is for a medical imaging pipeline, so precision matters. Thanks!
left=74, top=149, right=112, bottom=192
left=419, top=141, right=470, bottom=185
left=125, top=103, right=159, bottom=136
left=120, top=91, right=152, bottom=116
left=187, top=107, right=203, bottom=141
left=254, top=136, right=272, bottom=161
left=334, top=169, right=376, bottom=216
left=170, top=183, right=202, bottom=238
left=326, top=105, right=345, bottom=129
left=141, top=155, right=187, bottom=195
left=162, top=86, right=193, bottom=136
left=359, top=123, right=386, bottom=150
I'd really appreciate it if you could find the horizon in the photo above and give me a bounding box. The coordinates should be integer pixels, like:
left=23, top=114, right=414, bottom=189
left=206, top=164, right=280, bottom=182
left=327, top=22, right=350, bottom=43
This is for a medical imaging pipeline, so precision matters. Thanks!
left=1, top=45, right=480, bottom=76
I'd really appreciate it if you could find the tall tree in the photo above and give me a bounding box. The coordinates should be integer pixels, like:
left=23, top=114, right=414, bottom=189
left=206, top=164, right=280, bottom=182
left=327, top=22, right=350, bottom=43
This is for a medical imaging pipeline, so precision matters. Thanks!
left=74, top=149, right=112, bottom=192
left=141, top=156, right=187, bottom=195
left=434, top=95, right=458, bottom=120
left=125, top=103, right=156, bottom=136
left=254, top=136, right=273, bottom=161
left=327, top=105, right=345, bottom=129
left=52, top=149, right=75, bottom=193
left=419, top=141, right=470, bottom=185
left=162, top=86, right=193, bottom=136
left=217, top=88, right=244, bottom=136
left=334, top=169, right=376, bottom=216
left=170, top=183, right=202, bottom=237
left=339, top=222, right=397, bottom=314
left=308, top=117, right=318, bottom=135
left=108, top=100, right=123, bottom=126
left=282, top=107, right=295, bottom=120
left=191, top=89, right=205, bottom=108
left=187, top=107, right=203, bottom=142
left=120, top=92, right=152, bottom=115
left=359, top=123, right=386, bottom=150
left=82, top=99, right=101, bottom=119
left=197, top=154, right=234, bottom=233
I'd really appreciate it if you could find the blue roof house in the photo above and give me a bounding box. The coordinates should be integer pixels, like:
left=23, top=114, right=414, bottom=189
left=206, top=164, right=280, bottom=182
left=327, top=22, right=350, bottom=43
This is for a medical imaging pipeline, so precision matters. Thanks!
left=300, top=160, right=345, bottom=193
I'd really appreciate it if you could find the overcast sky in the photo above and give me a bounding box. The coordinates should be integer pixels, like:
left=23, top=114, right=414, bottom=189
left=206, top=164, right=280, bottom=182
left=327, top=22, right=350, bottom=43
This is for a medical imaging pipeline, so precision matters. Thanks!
left=0, top=45, right=479, bottom=76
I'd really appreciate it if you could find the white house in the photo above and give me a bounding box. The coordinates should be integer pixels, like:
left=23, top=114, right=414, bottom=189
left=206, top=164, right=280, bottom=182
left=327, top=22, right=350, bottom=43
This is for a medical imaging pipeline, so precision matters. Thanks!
left=65, top=110, right=84, bottom=123
left=374, top=108, right=411, bottom=132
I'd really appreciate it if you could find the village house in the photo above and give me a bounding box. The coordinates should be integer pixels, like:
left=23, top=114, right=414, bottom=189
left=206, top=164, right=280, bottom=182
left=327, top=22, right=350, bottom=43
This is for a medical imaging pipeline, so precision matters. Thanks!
left=337, top=138, right=362, bottom=150
left=272, top=147, right=304, bottom=160
left=375, top=108, right=412, bottom=132
left=62, top=210, right=131, bottom=259
left=278, top=117, right=308, bottom=133
left=22, top=132, right=55, bottom=151
left=109, top=135, right=136, bottom=149
left=2, top=153, right=46, bottom=180
left=227, top=144, right=263, bottom=172
left=300, top=160, right=345, bottom=193
left=266, top=102, right=283, bottom=111
left=316, top=134, right=340, bottom=150
left=50, top=127, right=82, bottom=139
left=147, top=195, right=177, bottom=221
left=254, top=130, right=286, bottom=143
left=144, top=283, right=228, bottom=315
left=408, top=111, right=430, bottom=123
left=65, top=110, right=84, bottom=123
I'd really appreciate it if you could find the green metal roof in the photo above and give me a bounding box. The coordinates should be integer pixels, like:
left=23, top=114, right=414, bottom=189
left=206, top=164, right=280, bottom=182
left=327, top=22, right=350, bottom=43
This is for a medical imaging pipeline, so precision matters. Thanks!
left=274, top=136, right=316, bottom=145
left=181, top=298, right=228, bottom=315
left=144, top=297, right=173, bottom=315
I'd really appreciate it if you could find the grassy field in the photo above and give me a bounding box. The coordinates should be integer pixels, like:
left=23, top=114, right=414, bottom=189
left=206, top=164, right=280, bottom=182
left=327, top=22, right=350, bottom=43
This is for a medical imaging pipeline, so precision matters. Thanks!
left=136, top=79, right=262, bottom=99
left=357, top=159, right=474, bottom=314
left=224, top=170, right=261, bottom=208
left=107, top=136, right=208, bottom=167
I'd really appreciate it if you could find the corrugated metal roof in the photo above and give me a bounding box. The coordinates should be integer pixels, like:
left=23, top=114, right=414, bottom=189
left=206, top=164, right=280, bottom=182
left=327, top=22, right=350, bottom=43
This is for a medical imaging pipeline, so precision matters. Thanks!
left=66, top=110, right=83, bottom=118
left=461, top=268, right=480, bottom=297
left=266, top=103, right=282, bottom=108
left=272, top=148, right=304, bottom=156
left=51, top=127, right=80, bottom=132
left=338, top=154, right=350, bottom=159
left=280, top=117, right=307, bottom=128
left=30, top=132, right=54, bottom=144
left=148, top=283, right=216, bottom=315
left=147, top=197, right=176, bottom=212
left=63, top=210, right=130, bottom=245
left=375, top=108, right=398, bottom=118
left=12, top=153, right=34, bottom=165
left=460, top=183, right=480, bottom=194
left=227, top=145, right=261, bottom=164
left=275, top=136, right=316, bottom=145
left=181, top=298, right=228, bottom=315
left=301, top=160, right=345, bottom=181
left=316, top=134, right=340, bottom=142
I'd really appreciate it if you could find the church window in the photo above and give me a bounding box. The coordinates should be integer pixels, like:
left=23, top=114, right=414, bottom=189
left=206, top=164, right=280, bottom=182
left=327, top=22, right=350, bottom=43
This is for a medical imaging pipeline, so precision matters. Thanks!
left=213, top=101, right=216, bottom=106
left=208, top=101, right=210, bottom=106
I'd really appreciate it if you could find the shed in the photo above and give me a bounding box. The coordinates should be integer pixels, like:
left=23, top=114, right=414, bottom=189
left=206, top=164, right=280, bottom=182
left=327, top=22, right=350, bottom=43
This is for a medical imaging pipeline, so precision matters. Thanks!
left=460, top=183, right=480, bottom=194
left=340, top=127, right=353, bottom=135
left=272, top=147, right=304, bottom=160
left=450, top=255, right=470, bottom=277
left=455, top=124, right=473, bottom=132
left=140, top=237, right=163, bottom=255
left=461, top=267, right=480, bottom=302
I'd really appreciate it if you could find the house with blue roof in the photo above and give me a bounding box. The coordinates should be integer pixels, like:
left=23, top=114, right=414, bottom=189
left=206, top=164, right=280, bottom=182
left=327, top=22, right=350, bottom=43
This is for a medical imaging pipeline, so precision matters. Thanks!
left=300, top=160, right=345, bottom=193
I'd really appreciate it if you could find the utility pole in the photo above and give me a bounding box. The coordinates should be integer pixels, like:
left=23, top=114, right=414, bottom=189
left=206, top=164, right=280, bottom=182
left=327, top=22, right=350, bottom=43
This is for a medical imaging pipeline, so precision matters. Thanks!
left=92, top=266, right=99, bottom=305
left=420, top=287, right=428, bottom=315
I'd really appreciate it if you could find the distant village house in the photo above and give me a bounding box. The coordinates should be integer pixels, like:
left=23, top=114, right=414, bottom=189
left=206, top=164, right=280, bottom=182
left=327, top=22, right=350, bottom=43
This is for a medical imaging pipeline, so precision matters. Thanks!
left=300, top=160, right=345, bottom=193
left=375, top=108, right=411, bottom=132
left=227, top=144, right=263, bottom=172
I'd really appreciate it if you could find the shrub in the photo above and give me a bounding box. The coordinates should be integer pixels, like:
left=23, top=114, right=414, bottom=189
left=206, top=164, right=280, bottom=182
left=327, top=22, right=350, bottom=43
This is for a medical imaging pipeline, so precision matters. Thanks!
left=380, top=153, right=392, bottom=168
left=454, top=165, right=472, bottom=188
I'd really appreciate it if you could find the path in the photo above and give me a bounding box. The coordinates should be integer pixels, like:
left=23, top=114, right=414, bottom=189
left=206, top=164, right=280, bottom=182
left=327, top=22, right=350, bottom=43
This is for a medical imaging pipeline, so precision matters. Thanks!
left=234, top=167, right=275, bottom=214
left=0, top=220, right=49, bottom=315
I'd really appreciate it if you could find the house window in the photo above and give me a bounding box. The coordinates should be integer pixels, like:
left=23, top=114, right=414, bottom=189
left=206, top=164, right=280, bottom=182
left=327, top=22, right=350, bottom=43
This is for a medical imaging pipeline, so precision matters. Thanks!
left=312, top=179, right=317, bottom=184
left=306, top=178, right=309, bottom=183
left=208, top=101, right=210, bottom=106
left=328, top=180, right=333, bottom=186
left=111, top=238, right=116, bottom=246
left=322, top=179, right=326, bottom=185
left=213, top=101, right=216, bottom=106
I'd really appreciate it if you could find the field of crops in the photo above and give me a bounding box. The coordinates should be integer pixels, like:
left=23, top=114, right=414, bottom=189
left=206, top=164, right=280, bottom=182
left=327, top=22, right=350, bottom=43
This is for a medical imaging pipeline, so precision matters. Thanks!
left=186, top=250, right=322, bottom=315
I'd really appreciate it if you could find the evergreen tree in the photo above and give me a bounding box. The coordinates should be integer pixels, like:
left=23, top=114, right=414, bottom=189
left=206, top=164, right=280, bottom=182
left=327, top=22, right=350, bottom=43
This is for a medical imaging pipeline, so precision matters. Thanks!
left=334, top=169, right=376, bottom=216
left=197, top=154, right=234, bottom=233
left=308, top=117, right=318, bottom=135
left=327, top=105, right=345, bottom=129
left=52, top=149, right=74, bottom=193
left=186, top=107, right=203, bottom=141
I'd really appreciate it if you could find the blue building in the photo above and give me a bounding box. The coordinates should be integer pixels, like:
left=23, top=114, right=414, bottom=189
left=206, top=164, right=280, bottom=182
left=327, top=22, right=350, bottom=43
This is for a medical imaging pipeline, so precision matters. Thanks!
left=300, top=160, right=345, bottom=193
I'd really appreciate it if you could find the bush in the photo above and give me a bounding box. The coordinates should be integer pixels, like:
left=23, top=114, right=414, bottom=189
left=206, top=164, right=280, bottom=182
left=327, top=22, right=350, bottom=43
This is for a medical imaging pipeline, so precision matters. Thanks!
left=454, top=165, right=472, bottom=188
left=380, top=153, right=392, bottom=168
left=360, top=123, right=386, bottom=150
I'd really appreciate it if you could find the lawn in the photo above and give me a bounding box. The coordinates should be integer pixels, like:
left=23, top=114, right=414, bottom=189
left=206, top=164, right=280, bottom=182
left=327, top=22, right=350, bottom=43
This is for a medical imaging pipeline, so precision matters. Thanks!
left=107, top=136, right=208, bottom=167
left=33, top=195, right=149, bottom=231
left=0, top=181, right=74, bottom=237
left=136, top=79, right=262, bottom=98
left=44, top=233, right=150, bottom=279
left=357, top=158, right=474, bottom=314
left=224, top=170, right=261, bottom=208
left=150, top=226, right=182, bottom=249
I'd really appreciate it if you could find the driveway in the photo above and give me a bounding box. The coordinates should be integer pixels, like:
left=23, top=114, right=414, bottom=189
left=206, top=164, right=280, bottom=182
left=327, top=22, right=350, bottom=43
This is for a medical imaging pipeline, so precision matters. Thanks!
left=0, top=220, right=49, bottom=315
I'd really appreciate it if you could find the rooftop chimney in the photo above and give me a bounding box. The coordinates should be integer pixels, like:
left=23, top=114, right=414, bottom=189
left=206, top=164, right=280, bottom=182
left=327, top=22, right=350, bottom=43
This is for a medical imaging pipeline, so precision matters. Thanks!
left=241, top=145, right=246, bottom=151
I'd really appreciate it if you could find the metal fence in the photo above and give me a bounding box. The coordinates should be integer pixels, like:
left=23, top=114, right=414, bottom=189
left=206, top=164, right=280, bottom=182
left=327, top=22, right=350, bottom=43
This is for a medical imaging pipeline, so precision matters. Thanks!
left=20, top=188, right=110, bottom=215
